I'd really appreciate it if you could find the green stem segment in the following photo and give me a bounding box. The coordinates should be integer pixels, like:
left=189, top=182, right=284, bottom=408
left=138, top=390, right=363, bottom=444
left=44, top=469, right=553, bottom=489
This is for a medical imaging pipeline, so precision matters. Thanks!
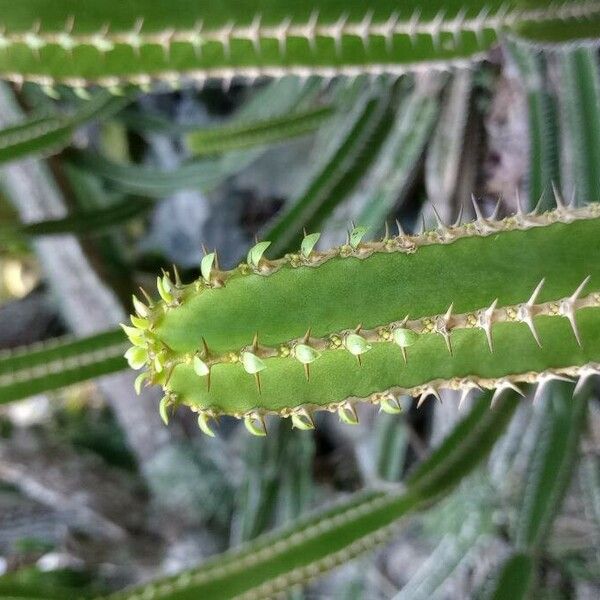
left=104, top=391, right=519, bottom=599
left=124, top=203, right=600, bottom=435
left=0, top=1, right=598, bottom=91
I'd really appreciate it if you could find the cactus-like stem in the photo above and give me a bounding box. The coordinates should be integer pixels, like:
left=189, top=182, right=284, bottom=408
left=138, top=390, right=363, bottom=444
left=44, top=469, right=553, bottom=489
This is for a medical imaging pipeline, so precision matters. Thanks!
left=125, top=201, right=600, bottom=434
left=0, top=1, right=598, bottom=92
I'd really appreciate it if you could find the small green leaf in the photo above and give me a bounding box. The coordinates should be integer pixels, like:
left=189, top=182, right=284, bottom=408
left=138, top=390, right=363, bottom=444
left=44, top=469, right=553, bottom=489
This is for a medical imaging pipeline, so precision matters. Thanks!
left=300, top=232, right=321, bottom=258
left=132, top=295, right=149, bottom=317
left=193, top=356, right=210, bottom=377
left=153, top=355, right=164, bottom=374
left=159, top=395, right=170, bottom=425
left=338, top=403, right=359, bottom=425
left=244, top=414, right=267, bottom=436
left=393, top=327, right=419, bottom=347
left=291, top=412, right=315, bottom=430
left=380, top=396, right=402, bottom=415
left=349, top=226, right=368, bottom=248
left=198, top=413, right=216, bottom=437
left=344, top=333, right=371, bottom=356
left=241, top=352, right=266, bottom=375
left=124, top=346, right=147, bottom=370
left=201, top=252, right=216, bottom=283
left=134, top=372, right=149, bottom=395
left=247, top=241, right=271, bottom=267
left=130, top=315, right=150, bottom=330
left=294, top=344, right=320, bottom=365
left=120, top=324, right=145, bottom=347
left=156, top=276, right=173, bottom=304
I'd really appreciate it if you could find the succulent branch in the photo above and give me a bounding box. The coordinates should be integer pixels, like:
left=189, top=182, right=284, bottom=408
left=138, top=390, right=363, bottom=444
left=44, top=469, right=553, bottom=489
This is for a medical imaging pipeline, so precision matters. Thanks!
left=0, top=1, right=598, bottom=92
left=0, top=329, right=126, bottom=403
left=0, top=90, right=127, bottom=164
left=102, top=392, right=519, bottom=600
left=124, top=200, right=600, bottom=436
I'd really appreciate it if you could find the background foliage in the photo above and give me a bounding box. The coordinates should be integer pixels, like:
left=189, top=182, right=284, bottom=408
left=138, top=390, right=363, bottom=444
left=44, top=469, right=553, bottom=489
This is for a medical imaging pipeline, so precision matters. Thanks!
left=0, top=1, right=599, bottom=599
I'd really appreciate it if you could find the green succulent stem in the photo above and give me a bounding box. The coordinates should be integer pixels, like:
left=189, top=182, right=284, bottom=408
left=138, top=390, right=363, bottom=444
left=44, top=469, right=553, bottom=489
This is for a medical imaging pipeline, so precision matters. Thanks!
left=125, top=202, right=600, bottom=435
left=0, top=1, right=598, bottom=92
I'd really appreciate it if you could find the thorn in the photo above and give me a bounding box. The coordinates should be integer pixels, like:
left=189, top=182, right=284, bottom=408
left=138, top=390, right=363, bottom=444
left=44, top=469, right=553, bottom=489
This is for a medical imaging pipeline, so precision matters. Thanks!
left=420, top=214, right=427, bottom=234
left=201, top=337, right=210, bottom=359
left=530, top=193, right=544, bottom=216
left=517, top=279, right=545, bottom=347
left=551, top=181, right=565, bottom=209
left=384, top=221, right=390, bottom=240
left=458, top=388, right=471, bottom=411
left=400, top=346, right=407, bottom=364
left=471, top=193, right=485, bottom=222
left=417, top=386, right=441, bottom=408
left=304, top=363, right=310, bottom=381
left=139, top=286, right=153, bottom=305
left=528, top=278, right=545, bottom=307
left=431, top=203, right=448, bottom=233
left=523, top=315, right=542, bottom=348
left=532, top=373, right=575, bottom=405
left=452, top=203, right=464, bottom=228
left=574, top=364, right=600, bottom=396
left=254, top=372, right=262, bottom=394
left=478, top=299, right=498, bottom=353
left=470, top=194, right=498, bottom=234
left=395, top=219, right=405, bottom=236
left=560, top=275, right=590, bottom=346
left=172, top=264, right=181, bottom=286
left=515, top=189, right=524, bottom=215
left=435, top=304, right=454, bottom=356
left=491, top=197, right=502, bottom=220
left=490, top=380, right=525, bottom=409
left=458, top=384, right=482, bottom=411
